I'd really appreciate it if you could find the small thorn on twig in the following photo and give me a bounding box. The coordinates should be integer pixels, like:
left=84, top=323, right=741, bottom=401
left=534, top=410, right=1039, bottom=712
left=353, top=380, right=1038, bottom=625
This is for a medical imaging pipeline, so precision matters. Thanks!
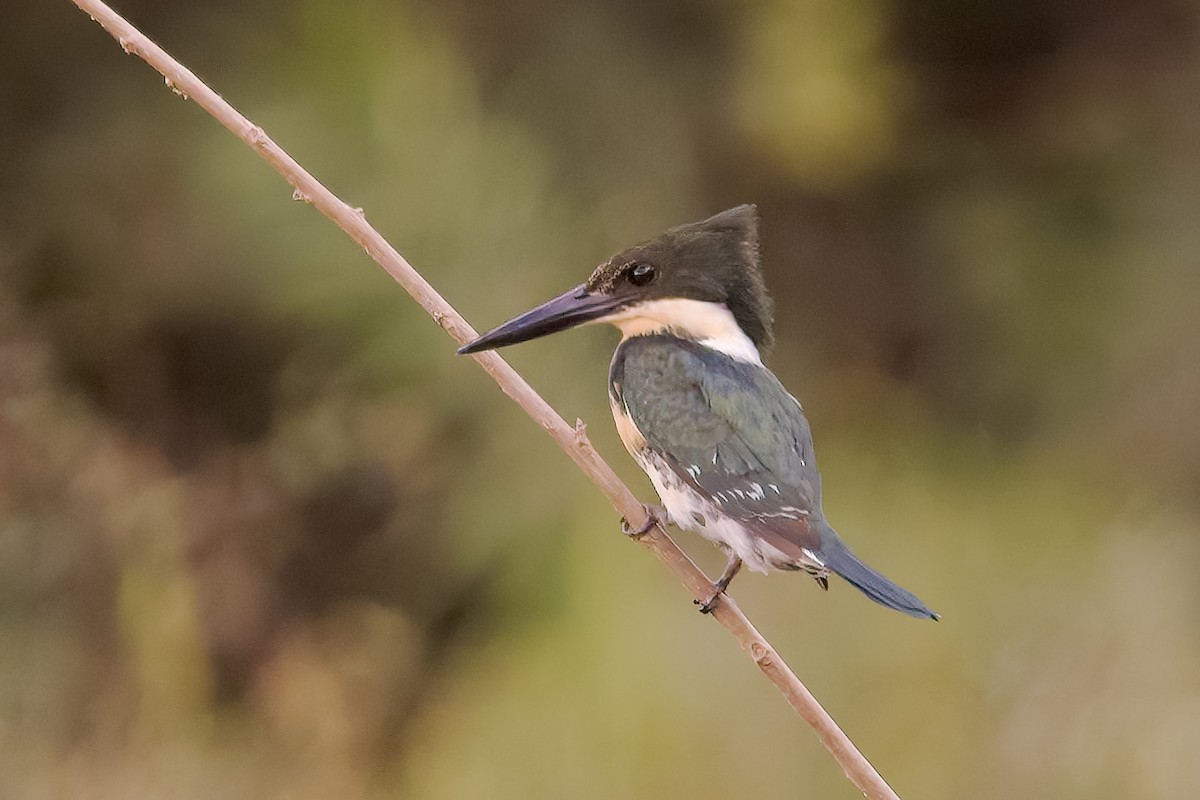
left=161, top=74, right=187, bottom=98
left=572, top=418, right=595, bottom=453
left=247, top=125, right=268, bottom=149
left=292, top=187, right=312, bottom=203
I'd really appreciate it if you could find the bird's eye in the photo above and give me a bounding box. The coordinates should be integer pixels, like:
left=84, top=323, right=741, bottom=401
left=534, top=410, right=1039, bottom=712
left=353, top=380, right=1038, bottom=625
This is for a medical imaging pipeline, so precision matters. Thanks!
left=627, top=262, right=657, bottom=287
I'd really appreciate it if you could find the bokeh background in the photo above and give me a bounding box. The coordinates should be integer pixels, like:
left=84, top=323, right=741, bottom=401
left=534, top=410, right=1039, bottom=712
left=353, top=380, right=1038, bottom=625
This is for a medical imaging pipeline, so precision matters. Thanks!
left=3, top=0, right=1199, bottom=797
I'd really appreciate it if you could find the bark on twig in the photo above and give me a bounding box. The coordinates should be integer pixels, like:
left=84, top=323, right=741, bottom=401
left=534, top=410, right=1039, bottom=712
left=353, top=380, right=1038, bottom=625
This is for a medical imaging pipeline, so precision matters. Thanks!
left=66, top=2, right=903, bottom=796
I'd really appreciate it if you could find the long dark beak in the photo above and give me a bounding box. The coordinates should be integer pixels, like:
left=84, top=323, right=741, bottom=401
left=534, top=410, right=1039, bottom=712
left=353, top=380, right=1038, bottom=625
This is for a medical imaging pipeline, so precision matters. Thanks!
left=458, top=284, right=624, bottom=354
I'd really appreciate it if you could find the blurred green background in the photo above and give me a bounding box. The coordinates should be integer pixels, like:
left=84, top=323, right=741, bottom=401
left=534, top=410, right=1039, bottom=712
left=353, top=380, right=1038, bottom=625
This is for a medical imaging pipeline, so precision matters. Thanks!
left=3, top=0, right=1199, bottom=797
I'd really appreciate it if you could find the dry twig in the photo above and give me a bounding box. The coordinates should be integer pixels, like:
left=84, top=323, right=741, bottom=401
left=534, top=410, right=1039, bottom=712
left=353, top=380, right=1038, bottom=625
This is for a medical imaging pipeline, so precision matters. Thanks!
left=66, top=1, right=904, bottom=796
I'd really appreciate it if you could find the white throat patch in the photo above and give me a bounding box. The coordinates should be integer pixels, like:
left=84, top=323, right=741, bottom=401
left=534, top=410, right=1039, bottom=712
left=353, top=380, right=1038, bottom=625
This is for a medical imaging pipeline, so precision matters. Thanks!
left=599, top=298, right=763, bottom=365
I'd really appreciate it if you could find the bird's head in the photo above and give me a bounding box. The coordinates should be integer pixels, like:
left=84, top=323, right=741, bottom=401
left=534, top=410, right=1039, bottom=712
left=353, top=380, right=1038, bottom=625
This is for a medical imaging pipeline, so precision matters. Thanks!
left=458, top=205, right=774, bottom=357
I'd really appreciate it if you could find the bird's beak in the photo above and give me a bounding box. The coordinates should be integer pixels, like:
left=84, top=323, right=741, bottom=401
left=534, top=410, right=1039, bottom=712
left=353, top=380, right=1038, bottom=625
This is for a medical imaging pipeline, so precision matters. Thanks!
left=457, top=284, right=624, bottom=354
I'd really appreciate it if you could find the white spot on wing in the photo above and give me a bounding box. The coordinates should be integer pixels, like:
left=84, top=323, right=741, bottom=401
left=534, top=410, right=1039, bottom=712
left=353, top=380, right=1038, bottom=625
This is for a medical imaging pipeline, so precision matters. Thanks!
left=801, top=547, right=825, bottom=568
left=628, top=451, right=818, bottom=576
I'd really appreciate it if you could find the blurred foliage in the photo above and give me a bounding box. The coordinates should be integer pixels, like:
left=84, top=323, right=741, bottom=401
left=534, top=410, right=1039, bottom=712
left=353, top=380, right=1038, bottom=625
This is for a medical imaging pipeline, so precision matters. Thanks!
left=2, top=0, right=1199, bottom=797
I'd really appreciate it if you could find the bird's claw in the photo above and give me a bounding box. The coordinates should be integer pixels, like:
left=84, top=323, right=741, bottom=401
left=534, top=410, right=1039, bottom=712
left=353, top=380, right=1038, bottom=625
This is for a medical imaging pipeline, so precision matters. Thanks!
left=620, top=503, right=664, bottom=538
left=694, top=591, right=723, bottom=614
left=694, top=556, right=741, bottom=614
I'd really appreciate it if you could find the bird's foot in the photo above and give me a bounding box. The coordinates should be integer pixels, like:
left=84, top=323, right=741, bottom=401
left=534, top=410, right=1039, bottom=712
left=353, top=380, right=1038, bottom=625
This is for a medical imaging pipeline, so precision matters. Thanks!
left=695, top=588, right=724, bottom=614
left=620, top=503, right=665, bottom=538
left=693, top=555, right=742, bottom=614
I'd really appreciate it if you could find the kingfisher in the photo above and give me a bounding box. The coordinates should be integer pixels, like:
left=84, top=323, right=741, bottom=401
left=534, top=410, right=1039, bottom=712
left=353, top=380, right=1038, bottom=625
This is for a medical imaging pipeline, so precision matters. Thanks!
left=459, top=205, right=938, bottom=619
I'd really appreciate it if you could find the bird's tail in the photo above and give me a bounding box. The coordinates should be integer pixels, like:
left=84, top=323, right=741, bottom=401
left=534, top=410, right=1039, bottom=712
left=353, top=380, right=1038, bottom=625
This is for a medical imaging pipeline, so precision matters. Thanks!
left=816, top=523, right=939, bottom=620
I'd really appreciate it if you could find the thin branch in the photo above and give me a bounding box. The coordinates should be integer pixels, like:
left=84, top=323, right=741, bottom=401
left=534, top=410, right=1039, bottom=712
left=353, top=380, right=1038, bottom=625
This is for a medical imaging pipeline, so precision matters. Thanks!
left=66, top=2, right=902, bottom=797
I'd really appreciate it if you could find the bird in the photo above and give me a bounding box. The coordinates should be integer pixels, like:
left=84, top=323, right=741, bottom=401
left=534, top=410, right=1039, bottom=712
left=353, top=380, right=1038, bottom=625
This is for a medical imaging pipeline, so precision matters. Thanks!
left=458, top=205, right=938, bottom=619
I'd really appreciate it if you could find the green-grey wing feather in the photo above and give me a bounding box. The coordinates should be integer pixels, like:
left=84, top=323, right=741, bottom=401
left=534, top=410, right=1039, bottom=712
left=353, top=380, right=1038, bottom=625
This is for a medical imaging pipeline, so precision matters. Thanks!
left=616, top=337, right=822, bottom=529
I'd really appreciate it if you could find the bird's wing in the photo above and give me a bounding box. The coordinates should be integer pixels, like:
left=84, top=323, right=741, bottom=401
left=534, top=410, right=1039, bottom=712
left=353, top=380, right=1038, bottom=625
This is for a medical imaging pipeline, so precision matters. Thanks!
left=615, top=337, right=822, bottom=555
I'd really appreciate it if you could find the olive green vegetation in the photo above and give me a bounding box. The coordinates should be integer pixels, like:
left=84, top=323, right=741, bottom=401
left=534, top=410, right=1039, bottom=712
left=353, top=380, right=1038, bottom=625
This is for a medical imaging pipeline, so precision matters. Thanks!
left=2, top=1, right=1198, bottom=798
